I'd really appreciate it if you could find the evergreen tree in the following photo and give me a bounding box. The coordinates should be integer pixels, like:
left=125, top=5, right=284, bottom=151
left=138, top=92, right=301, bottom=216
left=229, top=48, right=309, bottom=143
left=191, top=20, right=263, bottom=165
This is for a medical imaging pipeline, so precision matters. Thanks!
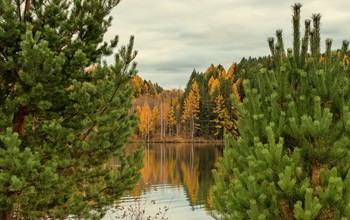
left=195, top=73, right=211, bottom=137
left=213, top=3, right=350, bottom=219
left=235, top=56, right=270, bottom=93
left=0, top=1, right=142, bottom=219
left=181, top=69, right=199, bottom=107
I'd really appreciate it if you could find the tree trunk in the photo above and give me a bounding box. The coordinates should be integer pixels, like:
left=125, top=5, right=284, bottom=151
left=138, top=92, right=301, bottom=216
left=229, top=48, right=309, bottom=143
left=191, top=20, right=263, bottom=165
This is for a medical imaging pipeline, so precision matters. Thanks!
left=191, top=116, right=194, bottom=140
left=24, top=0, right=31, bottom=17
left=2, top=211, right=13, bottom=220
left=280, top=201, right=295, bottom=220
left=160, top=103, right=163, bottom=140
left=311, top=162, right=328, bottom=187
left=13, top=106, right=29, bottom=134
left=3, top=107, right=29, bottom=220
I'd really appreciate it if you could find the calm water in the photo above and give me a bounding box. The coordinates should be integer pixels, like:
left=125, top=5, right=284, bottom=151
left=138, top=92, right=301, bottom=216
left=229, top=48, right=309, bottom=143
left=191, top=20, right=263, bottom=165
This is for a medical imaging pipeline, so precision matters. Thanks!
left=104, top=143, right=223, bottom=220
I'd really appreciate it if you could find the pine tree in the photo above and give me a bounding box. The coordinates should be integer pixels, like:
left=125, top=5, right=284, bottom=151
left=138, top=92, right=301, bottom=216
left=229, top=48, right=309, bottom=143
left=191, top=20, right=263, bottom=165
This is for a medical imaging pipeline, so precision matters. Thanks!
left=0, top=1, right=142, bottom=219
left=213, top=3, right=350, bottom=219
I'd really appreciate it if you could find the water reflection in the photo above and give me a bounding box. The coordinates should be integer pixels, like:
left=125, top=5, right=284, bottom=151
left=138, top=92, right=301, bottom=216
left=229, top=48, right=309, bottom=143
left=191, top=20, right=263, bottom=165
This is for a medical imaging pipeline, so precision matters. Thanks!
left=109, top=143, right=223, bottom=219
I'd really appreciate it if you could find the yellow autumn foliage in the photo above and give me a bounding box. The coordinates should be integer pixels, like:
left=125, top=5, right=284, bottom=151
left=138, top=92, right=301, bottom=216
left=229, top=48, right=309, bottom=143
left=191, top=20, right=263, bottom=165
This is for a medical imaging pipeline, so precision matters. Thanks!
left=227, top=63, right=235, bottom=78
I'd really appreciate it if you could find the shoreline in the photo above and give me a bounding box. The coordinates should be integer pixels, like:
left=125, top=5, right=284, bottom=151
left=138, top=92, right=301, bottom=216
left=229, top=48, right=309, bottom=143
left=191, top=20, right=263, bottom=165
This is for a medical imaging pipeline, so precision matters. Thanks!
left=128, top=136, right=224, bottom=144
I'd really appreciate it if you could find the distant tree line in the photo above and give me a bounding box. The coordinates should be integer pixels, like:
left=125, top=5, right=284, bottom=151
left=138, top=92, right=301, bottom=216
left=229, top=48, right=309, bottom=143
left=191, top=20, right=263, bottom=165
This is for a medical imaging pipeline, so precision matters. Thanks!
left=131, top=57, right=270, bottom=141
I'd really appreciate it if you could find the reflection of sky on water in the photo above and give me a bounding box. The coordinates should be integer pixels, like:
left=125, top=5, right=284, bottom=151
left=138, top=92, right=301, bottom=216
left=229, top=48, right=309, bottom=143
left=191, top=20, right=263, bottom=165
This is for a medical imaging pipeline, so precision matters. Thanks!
left=104, top=143, right=223, bottom=220
left=104, top=184, right=215, bottom=220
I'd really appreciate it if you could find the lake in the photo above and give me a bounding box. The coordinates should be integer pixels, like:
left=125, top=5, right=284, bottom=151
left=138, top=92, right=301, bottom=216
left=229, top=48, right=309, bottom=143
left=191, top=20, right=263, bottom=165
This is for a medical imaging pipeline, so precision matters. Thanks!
left=103, top=143, right=224, bottom=220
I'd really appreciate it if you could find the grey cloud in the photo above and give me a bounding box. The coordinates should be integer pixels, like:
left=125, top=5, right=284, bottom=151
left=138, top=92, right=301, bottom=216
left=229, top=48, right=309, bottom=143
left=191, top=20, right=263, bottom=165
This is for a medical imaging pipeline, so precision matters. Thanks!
left=105, top=0, right=350, bottom=89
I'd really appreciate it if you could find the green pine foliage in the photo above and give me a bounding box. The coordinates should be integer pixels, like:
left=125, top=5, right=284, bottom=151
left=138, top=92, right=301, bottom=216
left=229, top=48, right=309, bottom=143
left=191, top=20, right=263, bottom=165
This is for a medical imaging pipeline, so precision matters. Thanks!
left=0, top=0, right=142, bottom=219
left=213, top=3, right=350, bottom=219
left=234, top=56, right=271, bottom=97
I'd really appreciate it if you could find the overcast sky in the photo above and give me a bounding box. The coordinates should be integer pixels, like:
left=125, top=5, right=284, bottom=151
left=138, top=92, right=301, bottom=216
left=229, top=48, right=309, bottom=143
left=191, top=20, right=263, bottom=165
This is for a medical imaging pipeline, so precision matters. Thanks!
left=105, top=0, right=350, bottom=89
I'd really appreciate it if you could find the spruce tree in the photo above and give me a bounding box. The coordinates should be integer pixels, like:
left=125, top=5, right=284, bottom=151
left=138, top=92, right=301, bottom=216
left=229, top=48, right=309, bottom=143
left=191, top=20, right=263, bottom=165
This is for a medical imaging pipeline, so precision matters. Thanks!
left=0, top=0, right=142, bottom=219
left=213, top=3, right=350, bottom=219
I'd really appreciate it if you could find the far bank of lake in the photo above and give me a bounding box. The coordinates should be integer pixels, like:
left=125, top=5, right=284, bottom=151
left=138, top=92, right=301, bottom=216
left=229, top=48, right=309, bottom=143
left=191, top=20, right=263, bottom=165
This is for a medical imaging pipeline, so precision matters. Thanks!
left=129, top=136, right=225, bottom=144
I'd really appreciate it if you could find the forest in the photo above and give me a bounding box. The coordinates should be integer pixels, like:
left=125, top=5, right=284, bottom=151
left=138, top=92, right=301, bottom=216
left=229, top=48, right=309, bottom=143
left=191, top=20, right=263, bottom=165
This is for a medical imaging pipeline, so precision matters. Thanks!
left=4, top=0, right=350, bottom=219
left=130, top=56, right=269, bottom=142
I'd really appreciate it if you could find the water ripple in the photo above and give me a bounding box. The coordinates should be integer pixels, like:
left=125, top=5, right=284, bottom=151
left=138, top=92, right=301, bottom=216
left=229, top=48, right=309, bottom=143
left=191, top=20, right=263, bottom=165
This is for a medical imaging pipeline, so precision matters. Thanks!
left=104, top=184, right=215, bottom=220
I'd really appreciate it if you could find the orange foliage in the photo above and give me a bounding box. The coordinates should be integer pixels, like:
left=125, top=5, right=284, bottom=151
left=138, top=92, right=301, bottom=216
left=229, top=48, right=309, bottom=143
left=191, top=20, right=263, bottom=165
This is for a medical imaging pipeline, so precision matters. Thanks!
left=212, top=95, right=233, bottom=136
left=159, top=102, right=170, bottom=137
left=207, top=64, right=215, bottom=72
left=343, top=54, right=350, bottom=66
left=133, top=85, right=183, bottom=139
left=208, top=76, right=220, bottom=95
left=131, top=75, right=144, bottom=97
left=152, top=106, right=160, bottom=132
left=160, top=103, right=170, bottom=123
left=181, top=160, right=199, bottom=205
left=182, top=81, right=200, bottom=138
left=167, top=107, right=177, bottom=136
left=227, top=63, right=235, bottom=78
left=218, top=66, right=227, bottom=79
left=232, top=79, right=241, bottom=102
left=138, top=103, right=152, bottom=139
left=86, top=64, right=96, bottom=74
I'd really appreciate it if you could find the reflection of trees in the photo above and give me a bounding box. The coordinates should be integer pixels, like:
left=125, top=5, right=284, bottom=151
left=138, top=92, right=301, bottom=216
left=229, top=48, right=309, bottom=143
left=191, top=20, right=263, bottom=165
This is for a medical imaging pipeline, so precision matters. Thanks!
left=140, top=144, right=155, bottom=186
left=181, top=161, right=200, bottom=207
left=199, top=145, right=223, bottom=211
left=167, top=147, right=181, bottom=187
left=126, top=143, right=223, bottom=210
left=181, top=145, right=200, bottom=207
left=139, top=144, right=182, bottom=188
left=132, top=184, right=142, bottom=198
left=207, top=186, right=214, bottom=210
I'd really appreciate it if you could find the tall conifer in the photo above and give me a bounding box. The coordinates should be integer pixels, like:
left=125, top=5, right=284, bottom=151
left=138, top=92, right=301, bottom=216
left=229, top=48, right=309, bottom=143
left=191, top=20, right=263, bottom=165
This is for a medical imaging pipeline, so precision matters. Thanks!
left=213, top=3, right=350, bottom=219
left=0, top=1, right=142, bottom=219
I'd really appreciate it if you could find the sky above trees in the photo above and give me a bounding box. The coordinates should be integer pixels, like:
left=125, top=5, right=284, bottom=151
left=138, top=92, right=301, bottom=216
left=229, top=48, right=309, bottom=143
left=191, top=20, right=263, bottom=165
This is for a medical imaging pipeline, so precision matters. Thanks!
left=105, top=0, right=350, bottom=89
